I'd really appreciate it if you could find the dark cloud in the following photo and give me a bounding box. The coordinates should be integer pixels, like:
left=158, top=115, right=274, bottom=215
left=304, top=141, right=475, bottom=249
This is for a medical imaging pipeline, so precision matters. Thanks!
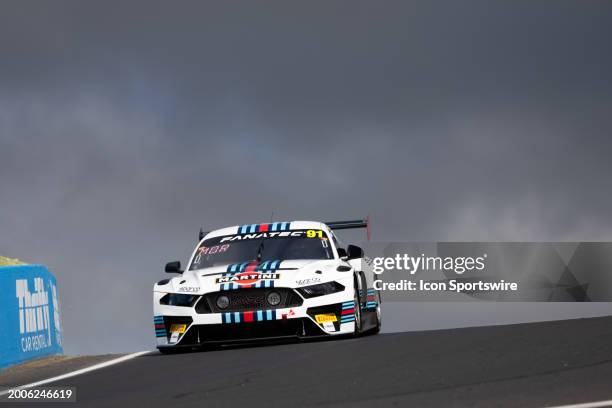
left=1, top=1, right=611, bottom=353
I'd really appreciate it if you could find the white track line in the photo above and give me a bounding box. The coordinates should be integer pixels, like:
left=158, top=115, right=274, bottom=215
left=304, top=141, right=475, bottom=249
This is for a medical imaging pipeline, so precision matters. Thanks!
left=546, top=400, right=612, bottom=408
left=0, top=350, right=151, bottom=396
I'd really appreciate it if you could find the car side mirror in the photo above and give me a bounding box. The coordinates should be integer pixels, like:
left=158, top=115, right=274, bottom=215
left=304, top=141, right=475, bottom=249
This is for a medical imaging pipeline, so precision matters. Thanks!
left=337, top=248, right=348, bottom=260
left=347, top=244, right=364, bottom=260
left=165, top=261, right=182, bottom=273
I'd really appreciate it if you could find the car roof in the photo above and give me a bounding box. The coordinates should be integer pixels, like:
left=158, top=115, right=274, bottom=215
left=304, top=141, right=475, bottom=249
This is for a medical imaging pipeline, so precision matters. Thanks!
left=203, top=220, right=328, bottom=240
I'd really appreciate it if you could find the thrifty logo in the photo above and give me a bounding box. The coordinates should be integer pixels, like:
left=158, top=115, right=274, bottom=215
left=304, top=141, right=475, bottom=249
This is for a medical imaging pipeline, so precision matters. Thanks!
left=16, top=278, right=53, bottom=352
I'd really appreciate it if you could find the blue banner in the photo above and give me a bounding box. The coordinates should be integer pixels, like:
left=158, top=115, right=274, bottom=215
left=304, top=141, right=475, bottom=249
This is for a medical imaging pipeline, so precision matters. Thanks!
left=0, top=265, right=63, bottom=369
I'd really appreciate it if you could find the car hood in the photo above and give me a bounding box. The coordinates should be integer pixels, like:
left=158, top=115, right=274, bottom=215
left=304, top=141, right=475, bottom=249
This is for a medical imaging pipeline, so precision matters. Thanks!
left=159, top=259, right=341, bottom=294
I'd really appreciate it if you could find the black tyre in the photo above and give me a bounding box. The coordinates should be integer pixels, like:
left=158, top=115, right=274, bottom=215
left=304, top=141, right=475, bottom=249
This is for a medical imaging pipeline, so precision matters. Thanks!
left=353, top=278, right=363, bottom=335
left=371, top=291, right=382, bottom=335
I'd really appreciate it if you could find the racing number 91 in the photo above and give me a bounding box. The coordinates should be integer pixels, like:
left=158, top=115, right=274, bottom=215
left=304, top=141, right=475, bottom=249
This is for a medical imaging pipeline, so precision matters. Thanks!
left=306, top=230, right=324, bottom=238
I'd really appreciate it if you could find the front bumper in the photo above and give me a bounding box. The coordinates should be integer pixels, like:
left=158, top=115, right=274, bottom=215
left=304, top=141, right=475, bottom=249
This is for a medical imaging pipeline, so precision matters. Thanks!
left=153, top=286, right=355, bottom=347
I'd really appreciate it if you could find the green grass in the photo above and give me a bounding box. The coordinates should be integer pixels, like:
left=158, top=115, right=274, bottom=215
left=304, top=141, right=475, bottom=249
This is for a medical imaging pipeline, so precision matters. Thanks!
left=0, top=256, right=27, bottom=266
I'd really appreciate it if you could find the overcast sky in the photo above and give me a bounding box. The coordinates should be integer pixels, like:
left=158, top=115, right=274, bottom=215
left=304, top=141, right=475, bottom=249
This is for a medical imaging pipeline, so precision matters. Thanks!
left=1, top=1, right=612, bottom=354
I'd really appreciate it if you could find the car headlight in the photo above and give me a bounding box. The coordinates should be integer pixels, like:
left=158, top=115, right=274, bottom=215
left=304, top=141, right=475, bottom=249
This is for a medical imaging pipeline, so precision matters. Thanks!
left=159, top=293, right=199, bottom=307
left=296, top=282, right=345, bottom=298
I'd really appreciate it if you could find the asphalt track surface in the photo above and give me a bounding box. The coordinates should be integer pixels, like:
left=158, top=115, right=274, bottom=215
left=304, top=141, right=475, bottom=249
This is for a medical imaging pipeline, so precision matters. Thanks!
left=5, top=316, right=612, bottom=407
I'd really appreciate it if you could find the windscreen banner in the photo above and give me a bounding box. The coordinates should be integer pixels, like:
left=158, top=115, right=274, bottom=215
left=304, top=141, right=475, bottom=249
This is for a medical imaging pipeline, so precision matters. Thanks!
left=361, top=242, right=612, bottom=301
left=0, top=265, right=63, bottom=369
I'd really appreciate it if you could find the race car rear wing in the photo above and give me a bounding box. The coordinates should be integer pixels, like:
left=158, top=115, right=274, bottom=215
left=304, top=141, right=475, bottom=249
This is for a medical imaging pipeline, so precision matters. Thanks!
left=325, top=217, right=371, bottom=241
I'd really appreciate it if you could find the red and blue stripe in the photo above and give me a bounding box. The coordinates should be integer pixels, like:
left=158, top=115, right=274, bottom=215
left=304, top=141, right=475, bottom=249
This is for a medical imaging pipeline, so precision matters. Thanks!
left=220, top=260, right=282, bottom=290
left=238, top=222, right=291, bottom=234
left=225, top=260, right=282, bottom=273
left=154, top=315, right=165, bottom=337
left=365, top=289, right=378, bottom=309
left=340, top=301, right=356, bottom=323
left=222, top=310, right=278, bottom=323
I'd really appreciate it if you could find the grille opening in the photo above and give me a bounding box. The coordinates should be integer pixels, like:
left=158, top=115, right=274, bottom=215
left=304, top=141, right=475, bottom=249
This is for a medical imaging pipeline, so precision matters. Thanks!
left=198, top=288, right=303, bottom=314
left=194, top=297, right=212, bottom=313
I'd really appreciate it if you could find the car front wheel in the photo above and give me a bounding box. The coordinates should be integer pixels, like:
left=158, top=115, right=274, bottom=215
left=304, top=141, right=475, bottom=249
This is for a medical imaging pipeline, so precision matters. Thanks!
left=353, top=278, right=363, bottom=335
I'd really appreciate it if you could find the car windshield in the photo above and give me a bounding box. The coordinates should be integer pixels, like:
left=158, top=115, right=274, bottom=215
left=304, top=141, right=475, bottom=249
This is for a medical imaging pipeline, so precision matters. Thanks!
left=189, top=229, right=334, bottom=270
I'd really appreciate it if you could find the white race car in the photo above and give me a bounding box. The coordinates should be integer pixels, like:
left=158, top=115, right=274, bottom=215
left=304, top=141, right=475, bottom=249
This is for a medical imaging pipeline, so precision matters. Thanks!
left=153, top=219, right=381, bottom=352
